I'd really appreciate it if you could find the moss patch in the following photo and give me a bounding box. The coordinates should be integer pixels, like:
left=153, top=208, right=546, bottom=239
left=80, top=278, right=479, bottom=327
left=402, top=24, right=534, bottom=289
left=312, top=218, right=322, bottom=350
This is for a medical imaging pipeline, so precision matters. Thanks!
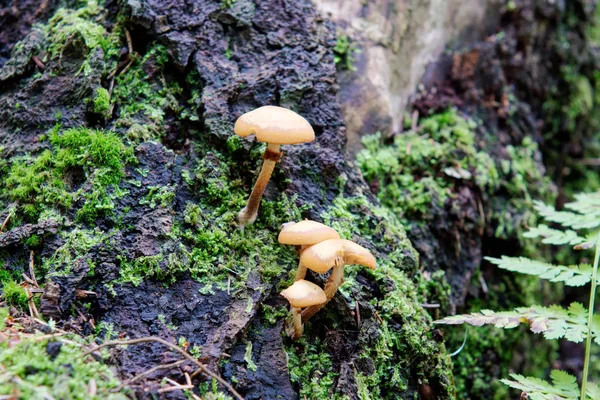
left=357, top=108, right=551, bottom=237
left=0, top=313, right=127, bottom=399
left=3, top=126, right=135, bottom=225
left=1, top=280, right=28, bottom=308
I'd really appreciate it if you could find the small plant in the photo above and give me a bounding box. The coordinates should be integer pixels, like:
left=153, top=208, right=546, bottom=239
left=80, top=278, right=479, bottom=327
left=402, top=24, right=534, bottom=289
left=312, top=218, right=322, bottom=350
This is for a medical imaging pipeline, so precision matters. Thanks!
left=1, top=280, right=28, bottom=308
left=436, top=191, right=600, bottom=399
left=333, top=31, right=359, bottom=71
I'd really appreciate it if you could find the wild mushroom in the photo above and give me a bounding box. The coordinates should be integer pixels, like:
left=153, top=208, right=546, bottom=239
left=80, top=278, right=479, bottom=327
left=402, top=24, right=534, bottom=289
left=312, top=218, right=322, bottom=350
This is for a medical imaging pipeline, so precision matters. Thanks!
left=298, top=239, right=376, bottom=322
left=280, top=279, right=327, bottom=340
left=234, top=106, right=315, bottom=227
left=278, top=220, right=340, bottom=281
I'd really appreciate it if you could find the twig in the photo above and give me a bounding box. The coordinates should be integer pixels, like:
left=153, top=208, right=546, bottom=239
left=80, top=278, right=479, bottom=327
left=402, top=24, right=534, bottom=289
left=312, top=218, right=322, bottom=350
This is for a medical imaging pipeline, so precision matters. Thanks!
left=88, top=378, right=97, bottom=396
left=22, top=273, right=36, bottom=286
left=478, top=275, right=489, bottom=295
left=83, top=337, right=243, bottom=400
left=420, top=303, right=440, bottom=309
left=0, top=213, right=10, bottom=232
left=119, top=59, right=134, bottom=77
left=355, top=300, right=361, bottom=328
left=411, top=109, right=419, bottom=131
left=125, top=29, right=133, bottom=55
left=29, top=250, right=39, bottom=288
left=157, top=384, right=194, bottom=394
left=113, top=359, right=186, bottom=391
left=31, top=55, right=45, bottom=70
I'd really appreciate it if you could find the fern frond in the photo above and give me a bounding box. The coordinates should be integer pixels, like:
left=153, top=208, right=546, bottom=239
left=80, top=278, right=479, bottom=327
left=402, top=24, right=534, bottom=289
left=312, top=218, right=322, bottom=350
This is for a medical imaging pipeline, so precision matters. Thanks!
left=534, top=201, right=597, bottom=229
left=501, top=371, right=600, bottom=400
left=435, top=303, right=600, bottom=344
left=485, top=256, right=594, bottom=286
left=564, top=191, right=600, bottom=216
left=534, top=195, right=600, bottom=230
left=500, top=370, right=578, bottom=399
left=523, top=224, right=587, bottom=246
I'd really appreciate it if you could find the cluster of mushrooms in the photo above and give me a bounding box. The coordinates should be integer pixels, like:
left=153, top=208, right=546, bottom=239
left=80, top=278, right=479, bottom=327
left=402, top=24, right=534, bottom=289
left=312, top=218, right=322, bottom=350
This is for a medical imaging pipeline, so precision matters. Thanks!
left=278, top=221, right=376, bottom=339
left=234, top=106, right=377, bottom=340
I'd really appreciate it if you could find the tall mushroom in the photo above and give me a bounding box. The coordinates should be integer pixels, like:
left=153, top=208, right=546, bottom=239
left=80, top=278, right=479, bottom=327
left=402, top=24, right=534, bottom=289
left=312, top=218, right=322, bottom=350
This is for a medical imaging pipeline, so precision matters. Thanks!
left=234, top=106, right=315, bottom=227
left=278, top=220, right=340, bottom=281
left=280, top=279, right=327, bottom=340
left=298, top=239, right=376, bottom=322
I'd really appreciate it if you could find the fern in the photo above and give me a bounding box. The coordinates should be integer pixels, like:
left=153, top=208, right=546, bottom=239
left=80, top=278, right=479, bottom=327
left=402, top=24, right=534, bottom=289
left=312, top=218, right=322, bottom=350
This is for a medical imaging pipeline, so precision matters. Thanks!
left=436, top=303, right=600, bottom=344
left=523, top=224, right=587, bottom=246
left=436, top=191, right=600, bottom=399
left=501, top=370, right=600, bottom=400
left=485, top=256, right=595, bottom=287
left=534, top=198, right=600, bottom=230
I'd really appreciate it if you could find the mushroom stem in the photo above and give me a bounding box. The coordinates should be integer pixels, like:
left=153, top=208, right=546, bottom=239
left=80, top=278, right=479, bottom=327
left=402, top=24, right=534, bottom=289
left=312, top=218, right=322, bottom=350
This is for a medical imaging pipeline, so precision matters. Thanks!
left=294, top=246, right=310, bottom=281
left=290, top=307, right=303, bottom=340
left=301, top=257, right=345, bottom=323
left=238, top=143, right=281, bottom=227
left=294, top=263, right=308, bottom=281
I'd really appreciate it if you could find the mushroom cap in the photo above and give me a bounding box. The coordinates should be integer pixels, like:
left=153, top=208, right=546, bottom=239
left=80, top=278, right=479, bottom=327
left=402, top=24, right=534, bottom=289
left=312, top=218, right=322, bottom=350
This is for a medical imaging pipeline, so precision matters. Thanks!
left=234, top=106, right=315, bottom=144
left=299, top=239, right=377, bottom=274
left=278, top=220, right=340, bottom=246
left=280, top=279, right=327, bottom=308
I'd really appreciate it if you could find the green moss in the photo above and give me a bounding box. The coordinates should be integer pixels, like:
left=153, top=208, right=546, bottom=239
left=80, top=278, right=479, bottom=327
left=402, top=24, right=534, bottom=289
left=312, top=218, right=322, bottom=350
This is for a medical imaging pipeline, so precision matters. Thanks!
left=1, top=280, right=28, bottom=308
left=334, top=30, right=359, bottom=71
left=140, top=185, right=175, bottom=209
left=261, top=304, right=288, bottom=325
left=25, top=234, right=41, bottom=249
left=0, top=334, right=127, bottom=399
left=112, top=45, right=181, bottom=133
left=3, top=127, right=135, bottom=225
left=117, top=254, right=164, bottom=286
left=92, top=87, right=110, bottom=114
left=44, top=1, right=120, bottom=75
left=244, top=342, right=257, bottom=372
left=357, top=109, right=485, bottom=225
left=357, top=108, right=552, bottom=238
left=286, top=337, right=345, bottom=400
left=44, top=229, right=106, bottom=277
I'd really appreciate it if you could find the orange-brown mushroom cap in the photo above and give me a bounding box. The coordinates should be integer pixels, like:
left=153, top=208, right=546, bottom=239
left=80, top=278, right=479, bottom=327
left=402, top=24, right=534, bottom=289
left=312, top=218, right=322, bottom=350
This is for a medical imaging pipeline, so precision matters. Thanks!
left=280, top=280, right=327, bottom=308
left=299, top=239, right=377, bottom=274
left=278, top=220, right=340, bottom=246
left=234, top=106, right=315, bottom=144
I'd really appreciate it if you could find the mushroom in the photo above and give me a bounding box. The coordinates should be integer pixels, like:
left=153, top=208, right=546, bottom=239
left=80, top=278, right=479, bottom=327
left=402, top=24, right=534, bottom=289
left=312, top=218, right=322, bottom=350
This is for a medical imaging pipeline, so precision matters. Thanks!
left=278, top=220, right=340, bottom=281
left=280, top=279, right=327, bottom=340
left=298, top=239, right=376, bottom=322
left=234, top=106, right=315, bottom=227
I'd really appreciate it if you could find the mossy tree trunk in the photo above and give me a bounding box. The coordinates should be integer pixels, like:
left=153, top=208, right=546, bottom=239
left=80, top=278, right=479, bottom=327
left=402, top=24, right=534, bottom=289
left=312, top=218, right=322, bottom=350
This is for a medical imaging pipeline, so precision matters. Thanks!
left=2, top=0, right=599, bottom=399
left=0, top=0, right=453, bottom=399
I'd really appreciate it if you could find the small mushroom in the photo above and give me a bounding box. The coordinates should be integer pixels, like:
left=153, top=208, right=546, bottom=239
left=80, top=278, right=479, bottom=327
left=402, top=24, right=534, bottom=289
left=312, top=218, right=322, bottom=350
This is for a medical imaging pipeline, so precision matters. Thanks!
left=234, top=106, right=315, bottom=227
left=298, top=239, right=376, bottom=322
left=278, top=220, right=340, bottom=281
left=280, top=279, right=327, bottom=340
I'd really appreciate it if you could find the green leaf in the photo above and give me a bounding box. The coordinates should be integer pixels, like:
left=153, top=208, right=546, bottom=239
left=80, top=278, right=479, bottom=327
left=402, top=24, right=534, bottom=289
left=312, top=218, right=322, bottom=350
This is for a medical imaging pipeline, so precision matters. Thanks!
left=523, top=224, right=587, bottom=246
left=500, top=371, right=599, bottom=399
left=500, top=371, right=579, bottom=399
left=485, top=256, right=594, bottom=286
left=435, top=303, right=600, bottom=344
left=534, top=192, right=600, bottom=230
